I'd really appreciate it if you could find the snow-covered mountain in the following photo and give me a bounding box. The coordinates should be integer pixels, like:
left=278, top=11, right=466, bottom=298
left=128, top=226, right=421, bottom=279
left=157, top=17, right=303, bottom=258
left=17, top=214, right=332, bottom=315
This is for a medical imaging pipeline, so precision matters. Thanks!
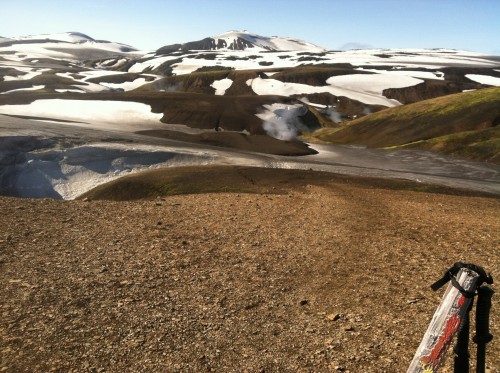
left=2, top=30, right=500, bottom=115
left=15, top=31, right=96, bottom=43
left=215, top=30, right=326, bottom=51
left=1, top=30, right=500, bottom=199
left=0, top=32, right=140, bottom=61
left=156, top=30, right=327, bottom=54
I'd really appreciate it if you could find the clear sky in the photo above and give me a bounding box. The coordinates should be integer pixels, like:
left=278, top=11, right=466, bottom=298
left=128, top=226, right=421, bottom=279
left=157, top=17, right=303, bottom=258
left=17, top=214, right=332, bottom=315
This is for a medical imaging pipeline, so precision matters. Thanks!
left=1, top=0, right=499, bottom=54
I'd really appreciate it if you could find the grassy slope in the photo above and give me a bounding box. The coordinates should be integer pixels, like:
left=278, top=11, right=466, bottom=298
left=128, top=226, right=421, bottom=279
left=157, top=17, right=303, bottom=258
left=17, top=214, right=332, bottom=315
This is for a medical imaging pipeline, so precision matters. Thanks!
left=78, top=165, right=492, bottom=201
left=387, top=127, right=500, bottom=163
left=79, top=166, right=321, bottom=200
left=312, top=87, right=500, bottom=162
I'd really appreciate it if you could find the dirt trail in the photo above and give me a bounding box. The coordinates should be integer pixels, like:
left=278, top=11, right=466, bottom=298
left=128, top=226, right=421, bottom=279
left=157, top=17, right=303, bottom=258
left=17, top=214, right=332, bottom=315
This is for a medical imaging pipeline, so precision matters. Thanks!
left=0, top=181, right=499, bottom=372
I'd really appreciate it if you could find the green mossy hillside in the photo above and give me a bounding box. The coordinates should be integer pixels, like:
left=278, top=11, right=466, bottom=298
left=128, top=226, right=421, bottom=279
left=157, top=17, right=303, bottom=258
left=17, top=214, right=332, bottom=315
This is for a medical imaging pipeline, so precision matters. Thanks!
left=311, top=87, right=500, bottom=163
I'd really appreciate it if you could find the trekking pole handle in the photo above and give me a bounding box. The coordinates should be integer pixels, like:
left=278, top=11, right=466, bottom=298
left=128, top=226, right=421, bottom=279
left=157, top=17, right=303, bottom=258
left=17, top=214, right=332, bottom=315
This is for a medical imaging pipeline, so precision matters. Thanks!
left=431, top=262, right=493, bottom=293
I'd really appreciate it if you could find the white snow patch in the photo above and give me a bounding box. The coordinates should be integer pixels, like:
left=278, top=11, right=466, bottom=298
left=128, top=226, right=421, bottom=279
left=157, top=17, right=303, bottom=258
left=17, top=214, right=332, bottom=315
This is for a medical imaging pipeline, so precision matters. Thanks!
left=0, top=43, right=75, bottom=59
left=326, top=74, right=423, bottom=95
left=55, top=72, right=76, bottom=80
left=3, top=67, right=44, bottom=81
left=78, top=70, right=127, bottom=80
left=171, top=63, right=204, bottom=75
left=0, top=53, right=25, bottom=62
left=465, top=74, right=500, bottom=86
left=55, top=88, right=85, bottom=93
left=2, top=143, right=218, bottom=200
left=128, top=55, right=181, bottom=73
left=165, top=50, right=299, bottom=75
left=17, top=32, right=94, bottom=43
left=298, top=97, right=327, bottom=109
left=356, top=68, right=444, bottom=80
left=77, top=82, right=112, bottom=93
left=100, top=78, right=149, bottom=91
left=247, top=77, right=401, bottom=107
left=0, top=99, right=163, bottom=124
left=210, top=78, right=233, bottom=95
left=55, top=72, right=112, bottom=92
left=95, top=58, right=128, bottom=69
left=1, top=85, right=45, bottom=94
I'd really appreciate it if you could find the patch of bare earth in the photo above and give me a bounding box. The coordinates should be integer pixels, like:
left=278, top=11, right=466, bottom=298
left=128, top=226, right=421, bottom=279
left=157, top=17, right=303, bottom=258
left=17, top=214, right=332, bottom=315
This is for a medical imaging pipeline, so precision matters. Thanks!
left=0, top=182, right=499, bottom=372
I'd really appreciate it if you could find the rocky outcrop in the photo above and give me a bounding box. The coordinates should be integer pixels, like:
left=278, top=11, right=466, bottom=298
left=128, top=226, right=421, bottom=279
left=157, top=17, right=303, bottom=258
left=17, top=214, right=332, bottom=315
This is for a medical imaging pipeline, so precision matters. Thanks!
left=291, top=93, right=385, bottom=119
left=156, top=37, right=256, bottom=55
left=383, top=68, right=500, bottom=104
left=383, top=79, right=481, bottom=104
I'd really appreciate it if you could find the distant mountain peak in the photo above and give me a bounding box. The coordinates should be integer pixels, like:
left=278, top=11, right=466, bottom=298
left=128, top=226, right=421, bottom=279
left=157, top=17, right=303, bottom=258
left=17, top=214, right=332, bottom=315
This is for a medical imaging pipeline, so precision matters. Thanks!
left=211, top=30, right=326, bottom=52
left=156, top=30, right=326, bottom=54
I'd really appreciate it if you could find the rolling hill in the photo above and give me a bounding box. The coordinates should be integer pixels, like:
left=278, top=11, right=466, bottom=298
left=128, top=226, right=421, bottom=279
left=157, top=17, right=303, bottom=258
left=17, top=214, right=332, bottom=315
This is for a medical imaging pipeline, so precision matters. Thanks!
left=1, top=30, right=500, bottom=200
left=310, top=87, right=500, bottom=163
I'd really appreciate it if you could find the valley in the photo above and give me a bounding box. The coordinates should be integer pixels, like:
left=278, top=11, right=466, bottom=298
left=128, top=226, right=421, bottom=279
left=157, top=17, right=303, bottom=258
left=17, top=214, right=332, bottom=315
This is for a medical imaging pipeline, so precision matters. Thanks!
left=1, top=31, right=499, bottom=198
left=1, top=29, right=499, bottom=373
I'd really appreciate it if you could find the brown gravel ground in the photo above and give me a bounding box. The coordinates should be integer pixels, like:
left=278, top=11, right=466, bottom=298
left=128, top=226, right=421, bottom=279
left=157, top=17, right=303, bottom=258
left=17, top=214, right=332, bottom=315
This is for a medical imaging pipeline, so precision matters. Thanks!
left=0, top=175, right=499, bottom=372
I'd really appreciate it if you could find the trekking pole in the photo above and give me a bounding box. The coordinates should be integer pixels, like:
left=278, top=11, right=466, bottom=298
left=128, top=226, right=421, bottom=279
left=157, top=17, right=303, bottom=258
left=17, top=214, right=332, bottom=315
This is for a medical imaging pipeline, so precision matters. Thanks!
left=453, top=301, right=471, bottom=373
left=407, top=263, right=493, bottom=373
left=473, top=286, right=494, bottom=373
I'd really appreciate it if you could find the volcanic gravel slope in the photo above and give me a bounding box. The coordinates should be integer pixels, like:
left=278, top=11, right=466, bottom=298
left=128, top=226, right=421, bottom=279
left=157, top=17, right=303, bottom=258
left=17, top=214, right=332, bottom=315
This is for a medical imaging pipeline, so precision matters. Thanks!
left=0, top=179, right=499, bottom=372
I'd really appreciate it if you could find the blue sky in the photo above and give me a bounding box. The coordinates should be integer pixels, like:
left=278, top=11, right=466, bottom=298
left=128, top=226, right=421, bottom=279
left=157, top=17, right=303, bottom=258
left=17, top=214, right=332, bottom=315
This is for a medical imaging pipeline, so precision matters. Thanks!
left=1, top=0, right=499, bottom=54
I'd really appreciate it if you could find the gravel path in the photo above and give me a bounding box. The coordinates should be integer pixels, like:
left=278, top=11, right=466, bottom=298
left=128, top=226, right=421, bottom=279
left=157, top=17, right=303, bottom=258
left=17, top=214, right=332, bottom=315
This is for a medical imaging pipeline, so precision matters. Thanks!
left=1, top=181, right=498, bottom=372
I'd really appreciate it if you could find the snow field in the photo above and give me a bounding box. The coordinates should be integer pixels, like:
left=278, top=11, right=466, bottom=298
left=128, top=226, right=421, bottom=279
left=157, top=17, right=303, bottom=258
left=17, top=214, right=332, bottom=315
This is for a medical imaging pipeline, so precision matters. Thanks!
left=136, top=47, right=499, bottom=77
left=128, top=55, right=182, bottom=73
left=1, top=85, right=45, bottom=94
left=465, top=74, right=500, bottom=86
left=247, top=77, right=402, bottom=107
left=325, top=74, right=423, bottom=95
left=100, top=78, right=149, bottom=91
left=4, top=143, right=219, bottom=199
left=55, top=70, right=157, bottom=92
left=55, top=89, right=85, bottom=93
left=0, top=43, right=74, bottom=59
left=78, top=70, right=128, bottom=80
left=2, top=66, right=47, bottom=81
left=356, top=68, right=444, bottom=80
left=0, top=99, right=163, bottom=125
left=17, top=32, right=94, bottom=43
left=0, top=32, right=141, bottom=64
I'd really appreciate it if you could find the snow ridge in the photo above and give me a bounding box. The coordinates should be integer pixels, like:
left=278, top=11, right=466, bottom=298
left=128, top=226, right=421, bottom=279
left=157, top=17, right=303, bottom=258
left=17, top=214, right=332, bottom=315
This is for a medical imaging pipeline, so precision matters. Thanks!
left=16, top=32, right=95, bottom=43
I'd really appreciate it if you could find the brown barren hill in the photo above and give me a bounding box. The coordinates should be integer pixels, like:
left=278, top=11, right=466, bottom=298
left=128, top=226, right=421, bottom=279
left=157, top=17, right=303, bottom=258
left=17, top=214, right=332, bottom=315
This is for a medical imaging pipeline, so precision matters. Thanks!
left=0, top=168, right=499, bottom=372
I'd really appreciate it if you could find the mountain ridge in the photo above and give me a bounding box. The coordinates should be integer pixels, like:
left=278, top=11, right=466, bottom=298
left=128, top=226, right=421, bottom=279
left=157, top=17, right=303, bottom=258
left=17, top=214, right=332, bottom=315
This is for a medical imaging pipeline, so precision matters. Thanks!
left=156, top=30, right=327, bottom=54
left=16, top=31, right=96, bottom=43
